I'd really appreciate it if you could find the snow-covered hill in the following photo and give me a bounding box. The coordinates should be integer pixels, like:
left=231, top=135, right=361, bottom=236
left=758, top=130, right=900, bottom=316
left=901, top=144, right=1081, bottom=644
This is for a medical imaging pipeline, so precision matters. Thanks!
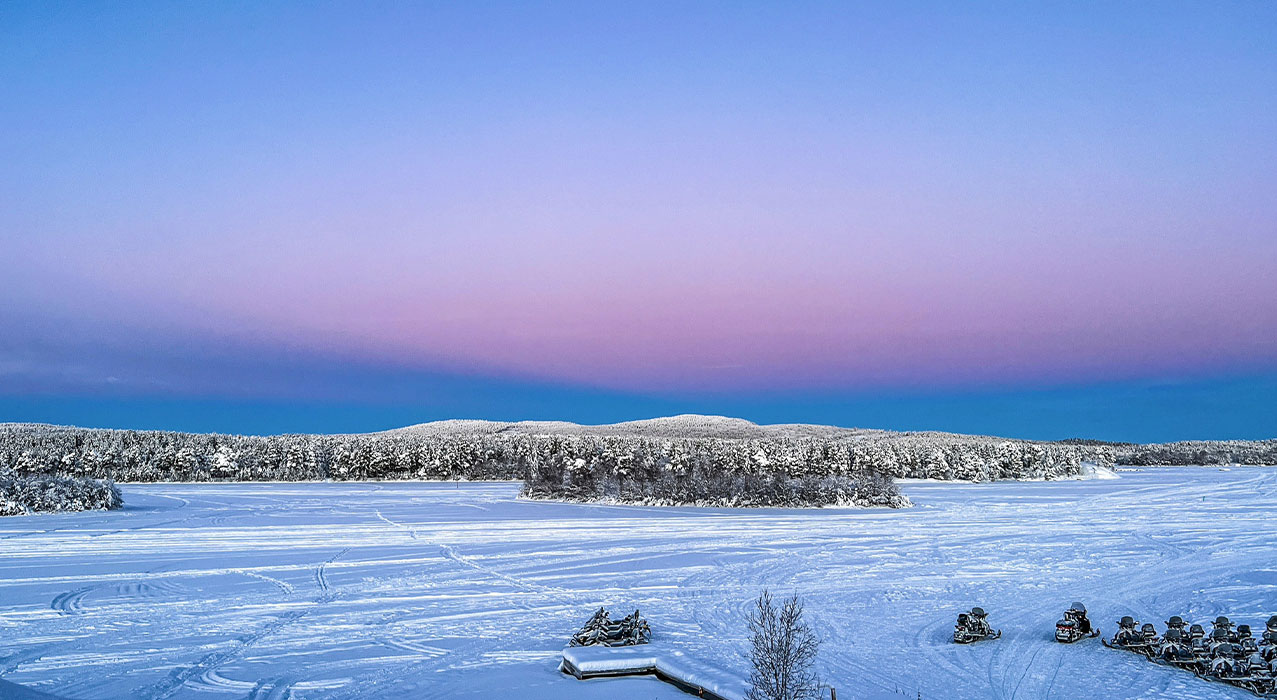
left=388, top=414, right=882, bottom=440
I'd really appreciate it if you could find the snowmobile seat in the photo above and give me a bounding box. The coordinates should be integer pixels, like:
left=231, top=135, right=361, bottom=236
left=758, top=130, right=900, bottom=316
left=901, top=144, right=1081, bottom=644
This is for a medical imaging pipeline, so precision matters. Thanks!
left=1238, top=624, right=1252, bottom=638
left=1190, top=624, right=1205, bottom=638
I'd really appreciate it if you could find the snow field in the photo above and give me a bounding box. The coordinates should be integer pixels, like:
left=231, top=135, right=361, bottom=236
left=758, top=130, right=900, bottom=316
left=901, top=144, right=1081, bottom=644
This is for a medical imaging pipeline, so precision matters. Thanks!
left=0, top=467, right=1273, bottom=699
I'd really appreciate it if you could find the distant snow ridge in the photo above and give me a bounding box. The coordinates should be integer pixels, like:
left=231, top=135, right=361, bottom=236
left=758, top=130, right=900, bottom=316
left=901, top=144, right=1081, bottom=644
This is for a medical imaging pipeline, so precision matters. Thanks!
left=390, top=414, right=881, bottom=441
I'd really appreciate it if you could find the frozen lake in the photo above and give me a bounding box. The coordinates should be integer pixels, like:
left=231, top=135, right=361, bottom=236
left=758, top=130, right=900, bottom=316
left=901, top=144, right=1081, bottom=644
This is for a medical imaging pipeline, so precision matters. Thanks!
left=1, top=468, right=1274, bottom=699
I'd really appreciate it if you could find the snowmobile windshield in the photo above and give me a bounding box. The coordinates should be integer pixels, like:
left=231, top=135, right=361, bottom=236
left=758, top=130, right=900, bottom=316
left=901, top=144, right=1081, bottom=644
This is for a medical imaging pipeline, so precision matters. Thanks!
left=1070, top=602, right=1086, bottom=613
left=971, top=607, right=986, bottom=617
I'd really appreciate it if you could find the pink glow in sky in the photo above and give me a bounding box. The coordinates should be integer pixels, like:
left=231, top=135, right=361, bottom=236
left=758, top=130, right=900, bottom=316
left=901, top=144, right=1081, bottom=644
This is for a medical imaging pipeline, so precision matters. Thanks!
left=3, top=2, right=1276, bottom=403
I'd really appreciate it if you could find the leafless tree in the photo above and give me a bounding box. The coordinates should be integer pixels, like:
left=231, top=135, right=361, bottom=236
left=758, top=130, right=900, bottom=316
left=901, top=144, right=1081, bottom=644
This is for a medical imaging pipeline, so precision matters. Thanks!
left=746, top=589, right=821, bottom=700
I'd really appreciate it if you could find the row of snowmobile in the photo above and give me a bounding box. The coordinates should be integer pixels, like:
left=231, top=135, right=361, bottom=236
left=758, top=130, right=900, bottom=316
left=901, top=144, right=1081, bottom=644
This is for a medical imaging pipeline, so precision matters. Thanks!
left=952, top=603, right=1277, bottom=697
left=1104, top=614, right=1277, bottom=697
left=952, top=602, right=1099, bottom=645
left=568, top=607, right=652, bottom=647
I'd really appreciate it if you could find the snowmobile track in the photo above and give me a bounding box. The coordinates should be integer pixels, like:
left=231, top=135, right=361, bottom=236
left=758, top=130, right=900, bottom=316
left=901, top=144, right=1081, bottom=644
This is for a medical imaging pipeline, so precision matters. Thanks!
left=3, top=472, right=1273, bottom=700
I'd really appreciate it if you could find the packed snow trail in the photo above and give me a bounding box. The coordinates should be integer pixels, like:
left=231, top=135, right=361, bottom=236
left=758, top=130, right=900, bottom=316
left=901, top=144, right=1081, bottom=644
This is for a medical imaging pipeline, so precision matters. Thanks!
left=0, top=469, right=1274, bottom=699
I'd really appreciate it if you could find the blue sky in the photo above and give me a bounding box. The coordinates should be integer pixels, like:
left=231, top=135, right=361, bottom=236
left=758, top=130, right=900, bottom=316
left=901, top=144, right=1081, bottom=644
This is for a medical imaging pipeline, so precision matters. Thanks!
left=2, top=1, right=1275, bottom=440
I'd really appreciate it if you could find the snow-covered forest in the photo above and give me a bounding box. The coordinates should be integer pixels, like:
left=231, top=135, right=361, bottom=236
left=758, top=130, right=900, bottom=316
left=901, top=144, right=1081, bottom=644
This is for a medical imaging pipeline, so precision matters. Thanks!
left=1, top=422, right=1273, bottom=513
left=518, top=437, right=910, bottom=507
left=0, top=472, right=122, bottom=516
left=1113, top=439, right=1277, bottom=466
left=0, top=423, right=1095, bottom=484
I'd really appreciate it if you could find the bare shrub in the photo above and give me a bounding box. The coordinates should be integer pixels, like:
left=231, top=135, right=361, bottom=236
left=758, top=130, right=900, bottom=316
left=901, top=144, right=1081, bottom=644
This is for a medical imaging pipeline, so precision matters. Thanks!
left=746, top=589, right=821, bottom=700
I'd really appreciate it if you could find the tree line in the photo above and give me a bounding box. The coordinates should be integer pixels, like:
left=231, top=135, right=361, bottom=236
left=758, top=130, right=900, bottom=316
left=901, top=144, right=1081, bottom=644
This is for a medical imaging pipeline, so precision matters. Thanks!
left=1, top=423, right=1273, bottom=513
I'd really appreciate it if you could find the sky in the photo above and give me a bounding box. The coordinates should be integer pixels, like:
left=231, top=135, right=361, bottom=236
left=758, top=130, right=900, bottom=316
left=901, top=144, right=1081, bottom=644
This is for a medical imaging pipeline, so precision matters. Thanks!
left=2, top=1, right=1275, bottom=441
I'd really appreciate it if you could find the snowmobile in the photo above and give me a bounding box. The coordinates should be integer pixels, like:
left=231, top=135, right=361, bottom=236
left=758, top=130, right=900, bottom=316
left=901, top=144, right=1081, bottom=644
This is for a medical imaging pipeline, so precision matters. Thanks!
left=1213, top=616, right=1239, bottom=643
left=1202, top=642, right=1267, bottom=693
left=1210, top=627, right=1237, bottom=658
left=570, top=607, right=613, bottom=647
left=1165, top=615, right=1189, bottom=636
left=609, top=609, right=652, bottom=646
left=954, top=607, right=1000, bottom=644
left=1141, top=622, right=1160, bottom=646
left=1239, top=625, right=1260, bottom=656
left=1261, top=629, right=1277, bottom=663
left=1055, top=602, right=1098, bottom=643
left=1256, top=657, right=1277, bottom=698
left=1153, top=628, right=1200, bottom=671
left=1104, top=616, right=1154, bottom=655
left=1242, top=654, right=1276, bottom=698
left=569, top=607, right=652, bottom=647
left=1188, top=624, right=1213, bottom=665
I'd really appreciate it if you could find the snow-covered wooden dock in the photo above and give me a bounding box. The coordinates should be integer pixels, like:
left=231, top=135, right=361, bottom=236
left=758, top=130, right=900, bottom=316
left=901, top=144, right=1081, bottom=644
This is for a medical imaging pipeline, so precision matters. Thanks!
left=560, top=644, right=743, bottom=700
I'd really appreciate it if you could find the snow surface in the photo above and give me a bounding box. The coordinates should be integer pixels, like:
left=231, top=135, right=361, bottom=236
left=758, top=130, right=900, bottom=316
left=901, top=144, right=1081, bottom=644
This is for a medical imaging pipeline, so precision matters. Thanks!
left=1, top=468, right=1274, bottom=699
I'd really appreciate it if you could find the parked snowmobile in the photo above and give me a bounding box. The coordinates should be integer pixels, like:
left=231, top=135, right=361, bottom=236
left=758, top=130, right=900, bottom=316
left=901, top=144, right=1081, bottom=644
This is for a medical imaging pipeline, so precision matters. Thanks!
left=1056, top=602, right=1098, bottom=643
left=1141, top=622, right=1160, bottom=646
left=610, top=609, right=652, bottom=646
left=1263, top=619, right=1277, bottom=663
left=569, top=607, right=652, bottom=647
left=1243, top=652, right=1275, bottom=697
left=1255, top=656, right=1277, bottom=697
left=1154, top=628, right=1199, bottom=670
left=954, top=607, right=1000, bottom=644
left=1261, top=629, right=1277, bottom=663
left=1206, top=643, right=1246, bottom=679
left=1105, top=616, right=1154, bottom=655
left=1188, top=624, right=1212, bottom=663
left=1212, top=616, right=1238, bottom=643
left=1238, top=625, right=1260, bottom=656
left=1165, top=615, right=1188, bottom=636
left=570, top=607, right=613, bottom=647
left=1209, top=627, right=1236, bottom=657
